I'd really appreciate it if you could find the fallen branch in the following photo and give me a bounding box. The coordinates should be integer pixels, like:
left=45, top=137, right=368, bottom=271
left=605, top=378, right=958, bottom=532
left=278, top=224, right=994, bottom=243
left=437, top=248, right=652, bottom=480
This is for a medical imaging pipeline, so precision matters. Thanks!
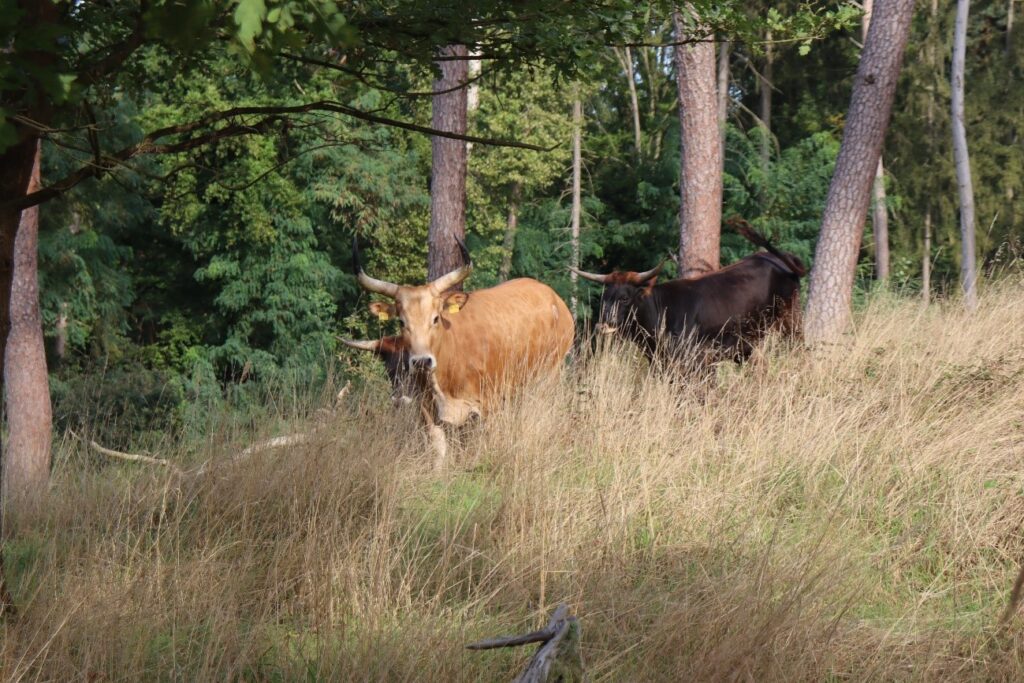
left=468, top=604, right=583, bottom=683
left=71, top=430, right=180, bottom=472
left=196, top=381, right=353, bottom=474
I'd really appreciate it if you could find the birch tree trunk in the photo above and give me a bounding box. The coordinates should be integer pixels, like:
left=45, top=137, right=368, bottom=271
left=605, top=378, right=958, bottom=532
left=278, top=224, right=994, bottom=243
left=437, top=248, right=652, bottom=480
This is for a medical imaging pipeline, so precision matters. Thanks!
left=615, top=47, right=642, bottom=157
left=952, top=0, right=978, bottom=310
left=863, top=0, right=890, bottom=283
left=673, top=9, right=722, bottom=277
left=803, top=0, right=916, bottom=343
left=3, top=140, right=52, bottom=510
left=498, top=183, right=520, bottom=282
left=759, top=30, right=774, bottom=167
left=922, top=209, right=932, bottom=304
left=871, top=160, right=890, bottom=281
left=569, top=97, right=582, bottom=321
left=428, top=44, right=469, bottom=283
left=1008, top=0, right=1015, bottom=54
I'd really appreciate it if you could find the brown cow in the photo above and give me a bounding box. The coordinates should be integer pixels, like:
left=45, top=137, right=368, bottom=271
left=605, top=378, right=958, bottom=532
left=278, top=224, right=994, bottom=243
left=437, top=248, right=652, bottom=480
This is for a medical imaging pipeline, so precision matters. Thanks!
left=352, top=238, right=574, bottom=465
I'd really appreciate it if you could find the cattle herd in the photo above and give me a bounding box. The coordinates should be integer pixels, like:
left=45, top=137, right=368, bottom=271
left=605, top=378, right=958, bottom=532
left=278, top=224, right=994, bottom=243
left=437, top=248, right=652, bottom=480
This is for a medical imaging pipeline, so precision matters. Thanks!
left=343, top=218, right=805, bottom=464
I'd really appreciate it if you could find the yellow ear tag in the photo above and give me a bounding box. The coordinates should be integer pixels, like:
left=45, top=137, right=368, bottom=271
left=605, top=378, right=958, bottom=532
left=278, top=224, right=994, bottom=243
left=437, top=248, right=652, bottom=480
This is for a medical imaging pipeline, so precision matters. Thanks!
left=447, top=304, right=460, bottom=315
left=377, top=312, right=389, bottom=322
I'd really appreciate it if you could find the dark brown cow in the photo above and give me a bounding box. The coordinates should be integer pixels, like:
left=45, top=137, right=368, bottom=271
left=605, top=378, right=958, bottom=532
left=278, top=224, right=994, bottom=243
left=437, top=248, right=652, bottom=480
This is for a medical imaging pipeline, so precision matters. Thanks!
left=572, top=218, right=805, bottom=360
left=339, top=336, right=415, bottom=404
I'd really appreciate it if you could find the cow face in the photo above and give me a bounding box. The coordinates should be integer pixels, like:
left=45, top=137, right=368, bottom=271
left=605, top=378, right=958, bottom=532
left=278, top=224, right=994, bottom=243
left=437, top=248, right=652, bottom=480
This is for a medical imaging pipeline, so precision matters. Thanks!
left=595, top=273, right=658, bottom=334
left=368, top=289, right=469, bottom=371
left=570, top=263, right=663, bottom=335
left=353, top=237, right=473, bottom=374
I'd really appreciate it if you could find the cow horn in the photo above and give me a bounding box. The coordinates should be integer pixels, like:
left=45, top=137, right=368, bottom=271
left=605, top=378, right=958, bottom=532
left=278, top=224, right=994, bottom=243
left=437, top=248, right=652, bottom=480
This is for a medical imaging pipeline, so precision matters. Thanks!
left=430, top=235, right=474, bottom=292
left=352, top=236, right=399, bottom=297
left=568, top=266, right=612, bottom=284
left=634, top=261, right=664, bottom=283
left=338, top=337, right=382, bottom=353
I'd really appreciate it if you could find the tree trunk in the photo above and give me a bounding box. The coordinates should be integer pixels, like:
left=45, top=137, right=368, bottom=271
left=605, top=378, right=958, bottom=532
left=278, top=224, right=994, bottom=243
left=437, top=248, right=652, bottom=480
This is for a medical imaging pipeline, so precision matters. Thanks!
left=569, top=97, right=582, bottom=321
left=871, top=159, right=890, bottom=281
left=803, top=0, right=916, bottom=343
left=717, top=38, right=730, bottom=158
left=1008, top=0, right=1015, bottom=54
left=428, top=44, right=469, bottom=284
left=0, top=135, right=37, bottom=619
left=498, top=183, right=520, bottom=282
left=759, top=30, right=774, bottom=167
left=54, top=302, right=67, bottom=363
left=673, top=9, right=723, bottom=277
left=922, top=208, right=932, bottom=304
left=3, top=140, right=52, bottom=510
left=952, top=0, right=978, bottom=310
left=863, top=0, right=890, bottom=283
left=615, top=47, right=642, bottom=157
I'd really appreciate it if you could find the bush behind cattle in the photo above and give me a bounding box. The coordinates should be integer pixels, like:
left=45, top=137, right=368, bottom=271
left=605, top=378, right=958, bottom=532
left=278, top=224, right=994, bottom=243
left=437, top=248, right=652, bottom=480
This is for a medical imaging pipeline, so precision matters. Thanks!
left=2, top=282, right=1024, bottom=680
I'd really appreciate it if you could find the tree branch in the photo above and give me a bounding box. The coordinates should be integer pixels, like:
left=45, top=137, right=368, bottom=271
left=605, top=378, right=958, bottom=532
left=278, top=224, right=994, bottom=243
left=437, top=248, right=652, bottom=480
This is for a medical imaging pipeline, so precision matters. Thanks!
left=71, top=430, right=180, bottom=471
left=3, top=101, right=559, bottom=211
left=279, top=52, right=490, bottom=97
left=76, top=10, right=149, bottom=86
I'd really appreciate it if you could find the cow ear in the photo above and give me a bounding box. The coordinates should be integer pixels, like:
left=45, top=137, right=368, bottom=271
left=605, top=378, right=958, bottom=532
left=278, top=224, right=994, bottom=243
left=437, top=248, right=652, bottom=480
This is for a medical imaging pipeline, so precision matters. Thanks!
left=369, top=301, right=397, bottom=322
left=443, top=291, right=469, bottom=315
left=641, top=277, right=657, bottom=293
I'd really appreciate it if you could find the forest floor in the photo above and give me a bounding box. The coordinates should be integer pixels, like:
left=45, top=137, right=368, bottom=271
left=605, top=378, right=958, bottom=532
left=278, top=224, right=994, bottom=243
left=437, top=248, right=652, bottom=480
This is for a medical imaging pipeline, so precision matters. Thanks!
left=3, top=281, right=1024, bottom=681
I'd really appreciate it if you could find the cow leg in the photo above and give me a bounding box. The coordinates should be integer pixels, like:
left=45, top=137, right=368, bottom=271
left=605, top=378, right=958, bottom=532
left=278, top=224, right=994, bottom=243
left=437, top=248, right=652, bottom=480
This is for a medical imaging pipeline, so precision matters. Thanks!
left=429, top=425, right=448, bottom=470
left=420, top=401, right=448, bottom=470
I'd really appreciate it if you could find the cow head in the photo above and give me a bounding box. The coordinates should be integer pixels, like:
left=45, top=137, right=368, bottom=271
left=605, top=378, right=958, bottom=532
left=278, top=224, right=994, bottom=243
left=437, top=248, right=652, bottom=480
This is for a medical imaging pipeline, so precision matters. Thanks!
left=353, top=237, right=472, bottom=373
left=339, top=336, right=415, bottom=404
left=570, top=263, right=663, bottom=335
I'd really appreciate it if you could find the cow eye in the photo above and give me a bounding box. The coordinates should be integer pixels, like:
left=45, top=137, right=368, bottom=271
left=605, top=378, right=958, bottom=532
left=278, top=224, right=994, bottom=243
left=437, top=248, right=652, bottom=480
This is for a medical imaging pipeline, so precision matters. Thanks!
left=398, top=318, right=405, bottom=327
left=432, top=314, right=440, bottom=326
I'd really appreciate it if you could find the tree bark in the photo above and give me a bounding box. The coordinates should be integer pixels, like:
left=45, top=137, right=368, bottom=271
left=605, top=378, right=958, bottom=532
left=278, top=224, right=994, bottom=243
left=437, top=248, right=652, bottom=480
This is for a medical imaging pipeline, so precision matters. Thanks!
left=952, top=0, right=978, bottom=310
left=428, top=44, right=469, bottom=284
left=570, top=97, right=582, bottom=321
left=3, top=140, right=52, bottom=509
left=803, top=0, right=916, bottom=343
left=673, top=9, right=722, bottom=277
left=759, top=30, right=774, bottom=167
left=498, top=183, right=520, bottom=282
left=0, top=136, right=37, bottom=619
left=863, top=0, right=891, bottom=283
left=717, top=39, right=730, bottom=159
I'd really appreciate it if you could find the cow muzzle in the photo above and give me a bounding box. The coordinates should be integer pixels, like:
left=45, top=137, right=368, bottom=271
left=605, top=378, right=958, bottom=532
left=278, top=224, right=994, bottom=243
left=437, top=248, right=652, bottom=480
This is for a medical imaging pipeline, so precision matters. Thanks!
left=409, top=354, right=437, bottom=371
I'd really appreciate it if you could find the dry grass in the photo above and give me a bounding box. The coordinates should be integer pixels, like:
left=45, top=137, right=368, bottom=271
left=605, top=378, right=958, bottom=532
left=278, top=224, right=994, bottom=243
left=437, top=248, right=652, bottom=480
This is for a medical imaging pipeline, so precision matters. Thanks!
left=3, top=282, right=1024, bottom=681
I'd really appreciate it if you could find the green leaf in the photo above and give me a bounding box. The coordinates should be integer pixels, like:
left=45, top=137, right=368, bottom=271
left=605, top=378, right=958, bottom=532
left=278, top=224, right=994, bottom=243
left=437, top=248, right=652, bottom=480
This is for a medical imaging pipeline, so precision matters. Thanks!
left=233, top=0, right=267, bottom=53
left=798, top=43, right=811, bottom=56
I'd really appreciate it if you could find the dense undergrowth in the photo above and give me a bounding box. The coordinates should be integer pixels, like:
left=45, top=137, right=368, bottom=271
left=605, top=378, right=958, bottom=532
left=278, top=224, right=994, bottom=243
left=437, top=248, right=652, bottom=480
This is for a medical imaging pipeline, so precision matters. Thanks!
left=3, top=283, right=1024, bottom=681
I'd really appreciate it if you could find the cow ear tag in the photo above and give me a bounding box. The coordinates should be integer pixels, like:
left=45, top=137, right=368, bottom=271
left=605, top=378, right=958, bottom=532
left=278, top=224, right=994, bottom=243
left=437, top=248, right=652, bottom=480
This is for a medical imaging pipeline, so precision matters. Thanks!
left=377, top=312, right=390, bottom=321
left=447, top=304, right=460, bottom=315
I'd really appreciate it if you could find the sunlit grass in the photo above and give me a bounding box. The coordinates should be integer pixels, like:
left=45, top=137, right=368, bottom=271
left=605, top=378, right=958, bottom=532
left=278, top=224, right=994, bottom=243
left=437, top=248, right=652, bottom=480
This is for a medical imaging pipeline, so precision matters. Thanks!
left=3, top=280, right=1024, bottom=680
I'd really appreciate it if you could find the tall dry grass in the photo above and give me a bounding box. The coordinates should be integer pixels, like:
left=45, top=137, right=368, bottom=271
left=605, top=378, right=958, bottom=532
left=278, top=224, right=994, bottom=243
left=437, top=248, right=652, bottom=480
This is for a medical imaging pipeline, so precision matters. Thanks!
left=3, top=282, right=1024, bottom=681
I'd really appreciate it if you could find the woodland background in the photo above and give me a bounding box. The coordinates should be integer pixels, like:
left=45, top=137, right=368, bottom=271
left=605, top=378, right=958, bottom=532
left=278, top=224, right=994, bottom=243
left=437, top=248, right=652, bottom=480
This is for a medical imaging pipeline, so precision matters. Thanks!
left=16, top=0, right=1016, bottom=451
